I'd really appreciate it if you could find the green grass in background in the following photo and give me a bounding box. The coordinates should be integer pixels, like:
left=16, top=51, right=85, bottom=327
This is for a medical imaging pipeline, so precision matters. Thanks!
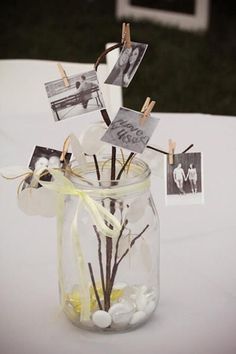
left=0, top=0, right=235, bottom=115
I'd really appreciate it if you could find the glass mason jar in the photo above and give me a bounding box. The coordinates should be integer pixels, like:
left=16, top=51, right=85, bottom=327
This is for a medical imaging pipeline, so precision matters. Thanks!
left=58, top=156, right=160, bottom=332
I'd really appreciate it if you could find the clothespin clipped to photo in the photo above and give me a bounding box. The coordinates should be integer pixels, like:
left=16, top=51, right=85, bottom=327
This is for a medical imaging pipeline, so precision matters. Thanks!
left=168, top=139, right=176, bottom=165
left=60, top=134, right=87, bottom=167
left=122, top=22, right=132, bottom=49
left=57, top=63, right=69, bottom=87
left=139, top=97, right=156, bottom=126
left=60, top=135, right=71, bottom=162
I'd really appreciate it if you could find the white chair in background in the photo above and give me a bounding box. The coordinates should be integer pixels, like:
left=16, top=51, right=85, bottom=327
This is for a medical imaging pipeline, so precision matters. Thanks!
left=104, top=42, right=123, bottom=117
left=116, top=0, right=210, bottom=31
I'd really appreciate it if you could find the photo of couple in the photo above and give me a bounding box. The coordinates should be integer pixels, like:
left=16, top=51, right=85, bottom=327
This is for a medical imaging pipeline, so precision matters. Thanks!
left=105, top=41, right=148, bottom=88
left=166, top=152, right=203, bottom=205
left=45, top=70, right=105, bottom=122
left=24, top=146, right=71, bottom=189
left=173, top=163, right=197, bottom=194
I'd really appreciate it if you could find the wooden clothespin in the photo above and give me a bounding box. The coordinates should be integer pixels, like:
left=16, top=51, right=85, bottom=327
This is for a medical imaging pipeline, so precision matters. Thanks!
left=60, top=135, right=71, bottom=162
left=57, top=63, right=69, bottom=87
left=122, top=22, right=132, bottom=49
left=168, top=139, right=176, bottom=165
left=139, top=97, right=156, bottom=126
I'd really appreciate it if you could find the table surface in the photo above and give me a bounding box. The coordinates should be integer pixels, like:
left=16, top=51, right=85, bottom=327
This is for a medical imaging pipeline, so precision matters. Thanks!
left=0, top=60, right=236, bottom=354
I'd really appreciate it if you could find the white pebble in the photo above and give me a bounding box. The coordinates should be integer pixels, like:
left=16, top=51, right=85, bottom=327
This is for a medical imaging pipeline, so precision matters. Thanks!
left=136, top=294, right=148, bottom=311
left=113, top=282, right=127, bottom=290
left=144, top=300, right=156, bottom=316
left=108, top=302, right=133, bottom=325
left=123, top=285, right=136, bottom=298
left=92, top=310, right=112, bottom=328
left=140, top=285, right=148, bottom=294
left=130, top=294, right=137, bottom=301
left=146, top=290, right=156, bottom=302
left=129, top=311, right=146, bottom=325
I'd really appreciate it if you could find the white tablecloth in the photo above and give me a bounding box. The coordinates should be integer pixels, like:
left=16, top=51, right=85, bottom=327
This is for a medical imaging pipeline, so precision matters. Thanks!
left=0, top=60, right=236, bottom=354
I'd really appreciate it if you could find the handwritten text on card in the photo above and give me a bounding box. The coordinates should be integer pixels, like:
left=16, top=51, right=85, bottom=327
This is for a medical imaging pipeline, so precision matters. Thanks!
left=101, top=107, right=159, bottom=153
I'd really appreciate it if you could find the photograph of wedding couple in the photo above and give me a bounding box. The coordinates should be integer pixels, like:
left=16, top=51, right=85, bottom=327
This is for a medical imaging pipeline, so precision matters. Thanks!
left=166, top=152, right=203, bottom=205
left=24, top=146, right=71, bottom=189
left=45, top=70, right=105, bottom=122
left=105, top=41, right=148, bottom=88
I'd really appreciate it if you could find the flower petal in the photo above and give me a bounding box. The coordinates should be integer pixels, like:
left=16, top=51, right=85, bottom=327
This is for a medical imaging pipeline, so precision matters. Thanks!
left=69, top=134, right=87, bottom=167
left=80, top=123, right=108, bottom=155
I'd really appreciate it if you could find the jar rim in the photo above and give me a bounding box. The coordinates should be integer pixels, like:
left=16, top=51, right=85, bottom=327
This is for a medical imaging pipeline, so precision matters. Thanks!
left=67, top=155, right=151, bottom=191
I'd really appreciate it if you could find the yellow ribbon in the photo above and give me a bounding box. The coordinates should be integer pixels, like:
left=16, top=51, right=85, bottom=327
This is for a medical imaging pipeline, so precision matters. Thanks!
left=38, top=169, right=121, bottom=238
left=37, top=169, right=122, bottom=321
left=1, top=165, right=150, bottom=321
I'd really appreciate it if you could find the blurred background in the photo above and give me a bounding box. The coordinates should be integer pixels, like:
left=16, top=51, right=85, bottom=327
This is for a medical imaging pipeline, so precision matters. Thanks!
left=1, top=0, right=235, bottom=115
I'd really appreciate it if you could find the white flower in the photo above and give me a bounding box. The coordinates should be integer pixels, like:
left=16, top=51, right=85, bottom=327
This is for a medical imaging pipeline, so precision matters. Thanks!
left=79, top=123, right=108, bottom=155
left=17, top=186, right=57, bottom=217
left=69, top=134, right=86, bottom=167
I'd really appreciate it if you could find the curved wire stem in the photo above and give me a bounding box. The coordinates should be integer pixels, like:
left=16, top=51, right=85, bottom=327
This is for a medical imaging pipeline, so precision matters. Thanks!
left=95, top=44, right=194, bottom=155
left=147, top=144, right=194, bottom=156
left=94, top=42, right=123, bottom=71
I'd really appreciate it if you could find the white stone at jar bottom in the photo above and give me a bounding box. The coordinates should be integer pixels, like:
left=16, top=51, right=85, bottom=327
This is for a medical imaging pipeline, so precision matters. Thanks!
left=129, top=311, right=146, bottom=325
left=136, top=293, right=148, bottom=311
left=146, top=291, right=157, bottom=303
left=113, top=282, right=128, bottom=291
left=108, top=301, right=134, bottom=325
left=92, top=310, right=112, bottom=329
left=144, top=300, right=156, bottom=316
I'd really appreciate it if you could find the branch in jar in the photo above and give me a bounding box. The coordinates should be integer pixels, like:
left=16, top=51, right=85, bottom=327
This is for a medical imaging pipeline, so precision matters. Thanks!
left=109, top=223, right=150, bottom=296
left=88, top=262, right=103, bottom=310
left=93, top=225, right=106, bottom=300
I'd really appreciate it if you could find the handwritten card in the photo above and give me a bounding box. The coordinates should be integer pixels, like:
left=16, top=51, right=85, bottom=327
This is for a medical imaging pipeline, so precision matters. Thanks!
left=101, top=107, right=159, bottom=153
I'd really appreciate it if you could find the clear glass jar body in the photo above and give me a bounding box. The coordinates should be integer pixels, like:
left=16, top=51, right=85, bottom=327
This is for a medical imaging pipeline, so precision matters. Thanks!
left=59, top=157, right=160, bottom=332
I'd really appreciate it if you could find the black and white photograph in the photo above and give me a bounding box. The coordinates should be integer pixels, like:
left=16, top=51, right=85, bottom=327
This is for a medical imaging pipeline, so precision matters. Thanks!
left=45, top=70, right=105, bottom=122
left=101, top=107, right=159, bottom=153
left=105, top=42, right=148, bottom=88
left=165, top=152, right=204, bottom=205
left=25, top=146, right=71, bottom=188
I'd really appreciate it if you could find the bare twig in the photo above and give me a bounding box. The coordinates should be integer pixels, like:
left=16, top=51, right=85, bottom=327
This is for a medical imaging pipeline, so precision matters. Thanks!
left=107, top=219, right=128, bottom=296
left=109, top=224, right=149, bottom=292
left=117, top=224, right=149, bottom=265
left=116, top=152, right=135, bottom=180
left=93, top=154, right=101, bottom=180
left=182, top=144, right=194, bottom=153
left=100, top=109, right=111, bottom=127
left=113, top=219, right=129, bottom=270
left=88, top=262, right=103, bottom=310
left=93, top=225, right=106, bottom=299
left=147, top=145, right=168, bottom=155
left=103, top=147, right=117, bottom=311
left=111, top=146, right=116, bottom=181
left=147, top=144, right=194, bottom=155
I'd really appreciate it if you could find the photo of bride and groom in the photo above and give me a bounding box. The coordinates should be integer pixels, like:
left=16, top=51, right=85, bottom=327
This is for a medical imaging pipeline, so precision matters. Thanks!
left=173, top=163, right=197, bottom=194
left=166, top=152, right=203, bottom=203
